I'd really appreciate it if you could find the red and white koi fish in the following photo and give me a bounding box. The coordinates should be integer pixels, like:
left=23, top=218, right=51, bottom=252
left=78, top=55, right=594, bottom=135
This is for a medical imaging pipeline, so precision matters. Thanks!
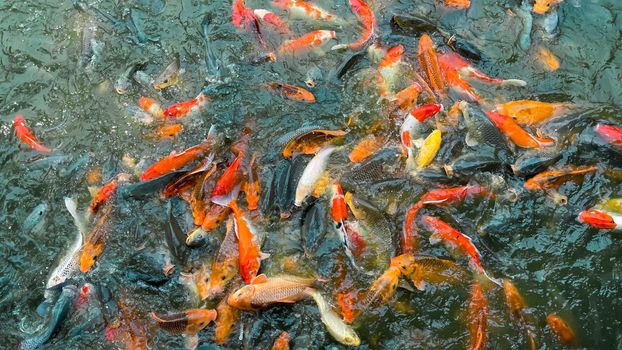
left=254, top=9, right=291, bottom=36
left=272, top=0, right=341, bottom=22
left=440, top=52, right=526, bottom=87
left=138, top=97, right=164, bottom=118
left=162, top=92, right=210, bottom=118
left=331, top=0, right=376, bottom=50
left=278, top=30, right=336, bottom=55
left=400, top=104, right=443, bottom=149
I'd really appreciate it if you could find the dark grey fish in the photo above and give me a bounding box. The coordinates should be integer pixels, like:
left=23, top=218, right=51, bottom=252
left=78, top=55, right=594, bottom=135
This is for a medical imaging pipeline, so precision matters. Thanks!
left=153, top=54, right=181, bottom=90
left=272, top=125, right=324, bottom=149
left=127, top=8, right=159, bottom=45
left=305, top=65, right=322, bottom=88
left=78, top=18, right=99, bottom=69
left=164, top=201, right=189, bottom=268
left=342, top=147, right=403, bottom=187
left=460, top=102, right=511, bottom=160
left=19, top=285, right=77, bottom=350
left=331, top=50, right=366, bottom=80
left=122, top=170, right=186, bottom=199
left=115, top=60, right=147, bottom=94
left=273, top=158, right=293, bottom=217
left=444, top=154, right=507, bottom=177
left=201, top=16, right=222, bottom=82
left=73, top=0, right=126, bottom=32
left=512, top=150, right=562, bottom=177
left=22, top=203, right=48, bottom=235
left=260, top=166, right=275, bottom=213
left=301, top=200, right=328, bottom=258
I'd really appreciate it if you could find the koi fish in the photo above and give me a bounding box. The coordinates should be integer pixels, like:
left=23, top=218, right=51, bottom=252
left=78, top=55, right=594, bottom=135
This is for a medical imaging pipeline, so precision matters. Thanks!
left=305, top=288, right=361, bottom=346
left=272, top=0, right=340, bottom=22
left=422, top=215, right=499, bottom=285
left=402, top=201, right=423, bottom=253
left=468, top=282, right=489, bottom=350
left=485, top=111, right=554, bottom=148
left=271, top=331, right=291, bottom=350
left=138, top=96, right=163, bottom=118
left=88, top=177, right=120, bottom=215
left=162, top=92, right=209, bottom=118
left=282, top=129, right=347, bottom=158
left=524, top=166, right=597, bottom=191
left=13, top=115, right=51, bottom=153
left=391, top=254, right=468, bottom=291
left=595, top=123, right=622, bottom=147
left=227, top=274, right=315, bottom=310
left=393, top=83, right=422, bottom=111
left=265, top=82, right=316, bottom=103
left=150, top=309, right=217, bottom=335
left=413, top=129, right=442, bottom=170
left=202, top=204, right=232, bottom=231
left=242, top=155, right=260, bottom=211
left=254, top=9, right=291, bottom=36
left=495, top=100, right=569, bottom=126
left=578, top=209, right=622, bottom=230
left=211, top=156, right=244, bottom=204
left=204, top=216, right=239, bottom=299
left=533, top=0, right=564, bottom=14
left=376, top=44, right=403, bottom=95
left=349, top=134, right=384, bottom=163
left=295, top=146, right=336, bottom=206
left=80, top=203, right=114, bottom=273
left=232, top=0, right=253, bottom=27
left=440, top=52, right=526, bottom=87
left=400, top=104, right=443, bottom=149
left=418, top=34, right=446, bottom=97
left=214, top=289, right=240, bottom=344
left=502, top=279, right=537, bottom=349
left=546, top=314, right=575, bottom=345
left=278, top=30, right=336, bottom=55
left=150, top=123, right=183, bottom=140
left=361, top=265, right=401, bottom=309
left=140, top=129, right=216, bottom=181
left=153, top=55, right=180, bottom=90
left=229, top=200, right=266, bottom=284
left=535, top=46, right=560, bottom=71
left=442, top=0, right=470, bottom=9
left=331, top=0, right=375, bottom=50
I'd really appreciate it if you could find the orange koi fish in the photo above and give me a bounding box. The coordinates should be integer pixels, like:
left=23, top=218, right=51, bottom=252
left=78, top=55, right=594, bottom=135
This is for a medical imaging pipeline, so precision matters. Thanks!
left=202, top=204, right=231, bottom=231
left=485, top=112, right=554, bottom=148
left=140, top=130, right=216, bottom=181
left=232, top=0, right=253, bottom=27
left=495, top=100, right=569, bottom=126
left=204, top=216, right=239, bottom=300
left=391, top=254, right=468, bottom=291
left=282, top=129, right=347, bottom=158
left=361, top=265, right=401, bottom=309
left=468, top=282, right=488, bottom=350
left=402, top=201, right=423, bottom=254
left=439, top=60, right=482, bottom=103
left=150, top=309, right=217, bottom=335
left=254, top=9, right=291, bottom=36
left=88, top=178, right=118, bottom=215
left=162, top=92, right=210, bottom=118
left=332, top=0, right=376, bottom=50
left=533, top=0, right=564, bottom=14
left=443, top=0, right=471, bottom=9
left=440, top=52, right=526, bottom=87
left=349, top=134, right=385, bottom=162
left=242, top=155, right=261, bottom=211
left=578, top=209, right=622, bottom=230
left=138, top=96, right=163, bottom=118
left=211, top=155, right=244, bottom=203
left=503, top=279, right=537, bottom=349
left=422, top=215, right=499, bottom=285
left=272, top=0, right=340, bottom=22
left=331, top=183, right=348, bottom=224
left=376, top=44, right=403, bottom=95
left=229, top=200, right=266, bottom=284
left=535, top=46, right=560, bottom=71
left=421, top=185, right=493, bottom=205
left=265, top=82, right=316, bottom=103
left=278, top=30, right=336, bottom=55
left=595, top=123, right=622, bottom=147
left=80, top=204, right=114, bottom=273
left=546, top=314, right=576, bottom=345
left=150, top=123, right=183, bottom=140
left=13, top=115, right=51, bottom=153
left=393, top=83, right=422, bottom=111
left=524, top=166, right=597, bottom=191
left=271, top=331, right=291, bottom=350
left=227, top=274, right=314, bottom=310
left=214, top=289, right=240, bottom=344
left=418, top=34, right=446, bottom=97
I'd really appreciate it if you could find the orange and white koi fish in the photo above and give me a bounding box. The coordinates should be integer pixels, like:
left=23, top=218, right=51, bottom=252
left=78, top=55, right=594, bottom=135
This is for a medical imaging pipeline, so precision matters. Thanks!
left=468, top=282, right=489, bottom=350
left=138, top=96, right=164, bottom=118
left=140, top=127, right=216, bottom=181
left=524, top=166, right=597, bottom=191
left=242, top=155, right=260, bottom=211
left=422, top=215, right=499, bottom=285
left=272, top=0, right=340, bottom=22
left=265, top=82, right=316, bottom=103
left=13, top=115, right=51, bottom=153
left=578, top=209, right=622, bottom=230
left=533, top=0, right=564, bottom=14
left=546, top=314, right=576, bottom=345
left=595, top=123, right=622, bottom=147
left=278, top=30, right=336, bottom=55
left=400, top=104, right=443, bottom=148
left=271, top=331, right=291, bottom=350
left=151, top=309, right=217, bottom=335
left=330, top=183, right=359, bottom=265
left=485, top=111, right=554, bottom=148
left=439, top=57, right=482, bottom=103
left=295, top=146, right=336, bottom=206
left=495, top=100, right=569, bottom=126
left=227, top=274, right=314, bottom=310
left=254, top=9, right=291, bottom=36
left=229, top=200, right=267, bottom=284
left=162, top=92, right=209, bottom=118
left=440, top=52, right=526, bottom=87
left=376, top=44, right=403, bottom=95
left=80, top=204, right=114, bottom=273
left=331, top=0, right=375, bottom=50
left=418, top=34, right=446, bottom=97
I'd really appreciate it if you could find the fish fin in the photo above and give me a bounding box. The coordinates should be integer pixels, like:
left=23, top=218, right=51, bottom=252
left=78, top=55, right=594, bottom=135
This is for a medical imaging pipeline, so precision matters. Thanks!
left=475, top=270, right=502, bottom=287
left=211, top=183, right=242, bottom=206
left=397, top=280, right=415, bottom=292
left=413, top=279, right=427, bottom=291
left=465, top=132, right=479, bottom=147
left=429, top=233, right=441, bottom=245
left=184, top=334, right=199, bottom=350
left=412, top=138, right=425, bottom=149
left=502, top=79, right=527, bottom=87
left=250, top=274, right=268, bottom=284
left=64, top=197, right=87, bottom=239
left=331, top=44, right=348, bottom=51
left=259, top=252, right=271, bottom=260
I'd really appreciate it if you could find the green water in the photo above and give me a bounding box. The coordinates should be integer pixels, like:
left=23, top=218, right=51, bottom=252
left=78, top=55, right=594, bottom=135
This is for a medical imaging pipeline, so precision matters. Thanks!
left=2, top=0, right=622, bottom=348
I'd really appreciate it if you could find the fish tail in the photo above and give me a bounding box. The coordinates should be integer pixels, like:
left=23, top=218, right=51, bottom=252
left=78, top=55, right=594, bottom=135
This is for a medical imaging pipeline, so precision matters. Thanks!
left=212, top=183, right=242, bottom=207
left=502, top=79, right=527, bottom=87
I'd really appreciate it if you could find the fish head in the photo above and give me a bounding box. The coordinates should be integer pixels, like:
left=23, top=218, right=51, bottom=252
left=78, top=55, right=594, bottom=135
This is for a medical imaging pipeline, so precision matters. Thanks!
left=340, top=327, right=361, bottom=346
left=227, top=285, right=256, bottom=310
left=206, top=259, right=238, bottom=300
left=188, top=309, right=218, bottom=330
left=202, top=206, right=229, bottom=231
left=533, top=0, right=554, bottom=14
left=390, top=254, right=415, bottom=275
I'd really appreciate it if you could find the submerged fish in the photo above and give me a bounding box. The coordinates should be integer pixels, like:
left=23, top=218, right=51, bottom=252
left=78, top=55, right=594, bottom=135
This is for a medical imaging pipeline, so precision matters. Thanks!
left=524, top=166, right=597, bottom=191
left=227, top=274, right=315, bottom=310
left=151, top=309, right=217, bottom=335
left=204, top=216, right=239, bottom=300
left=272, top=0, right=341, bottom=22
left=162, top=92, right=210, bottom=118
left=265, top=82, right=316, bottom=103
left=282, top=129, right=347, bottom=158
left=23, top=202, right=49, bottom=235
left=115, top=60, right=146, bottom=94
left=360, top=265, right=401, bottom=309
left=13, top=116, right=51, bottom=153
left=278, top=30, right=336, bottom=55
left=391, top=254, right=468, bottom=291
left=271, top=331, right=291, bottom=350
left=214, top=288, right=240, bottom=344
left=467, top=282, right=488, bottom=350
left=305, top=288, right=361, bottom=346
left=153, top=55, right=181, bottom=90
left=331, top=0, right=376, bottom=50
left=546, top=314, right=575, bottom=345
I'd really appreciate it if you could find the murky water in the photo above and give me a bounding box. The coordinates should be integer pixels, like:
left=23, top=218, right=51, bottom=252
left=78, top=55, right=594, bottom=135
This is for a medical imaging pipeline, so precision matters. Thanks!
left=2, top=0, right=622, bottom=349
